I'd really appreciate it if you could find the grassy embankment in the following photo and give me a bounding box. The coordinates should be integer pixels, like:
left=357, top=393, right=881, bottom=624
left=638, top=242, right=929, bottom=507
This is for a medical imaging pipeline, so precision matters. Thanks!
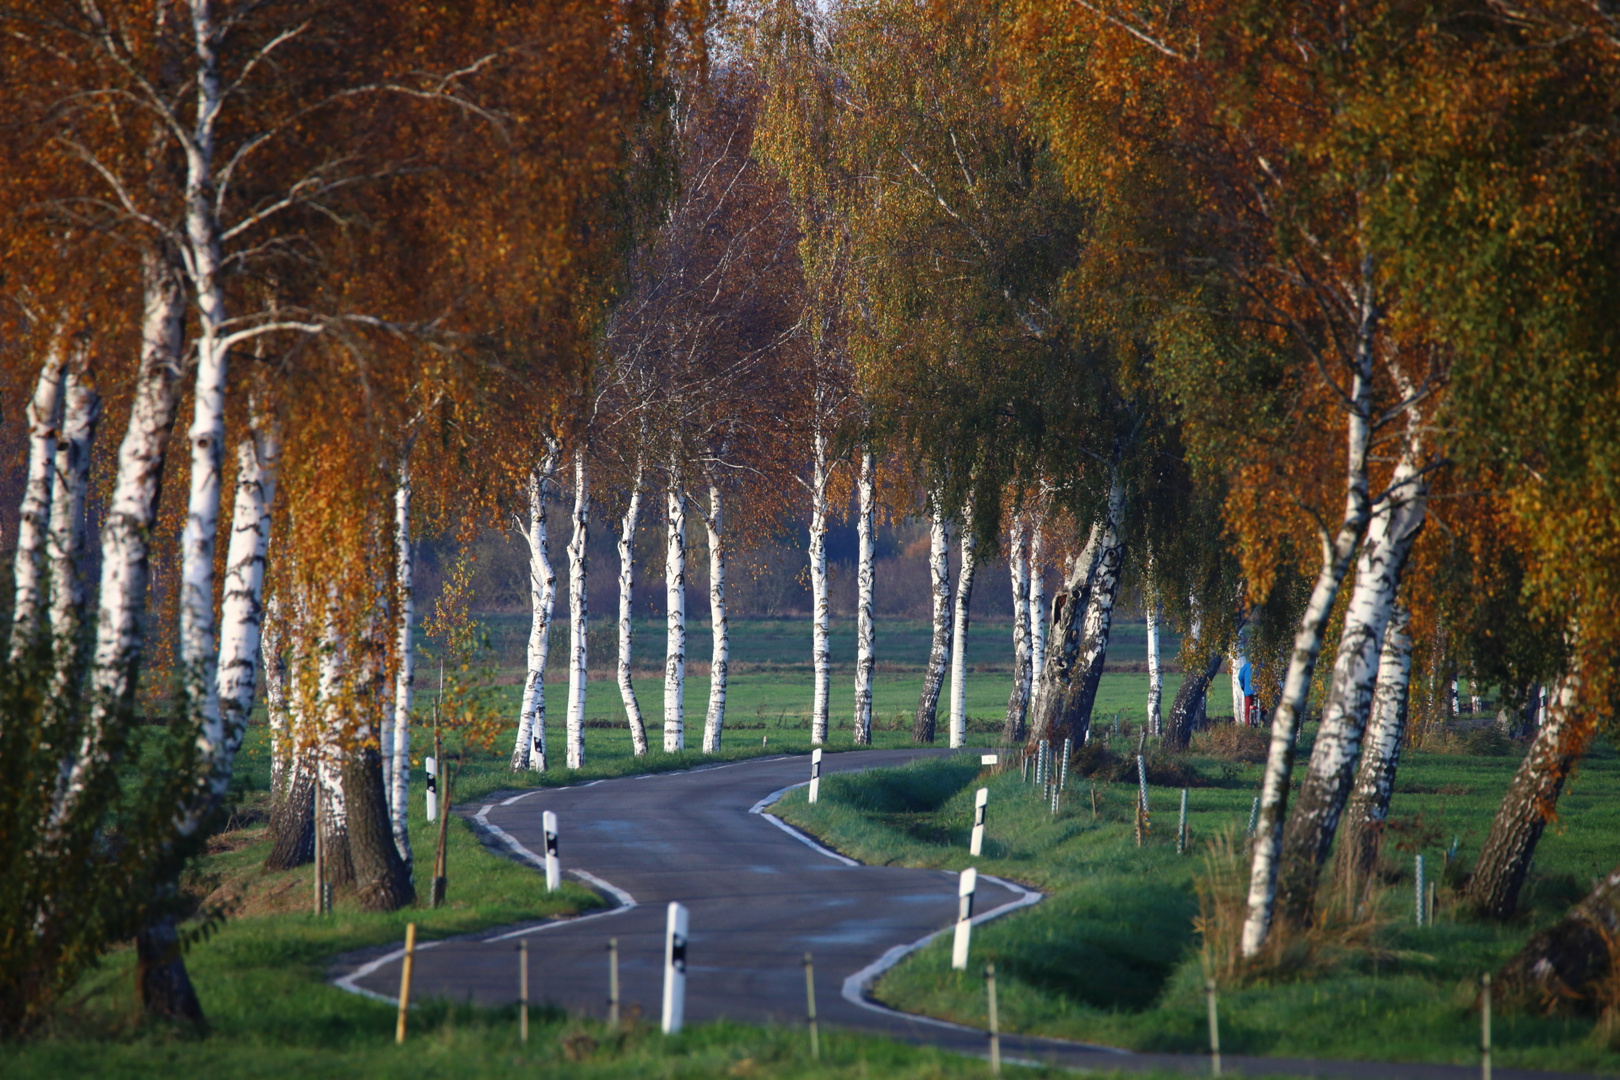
left=771, top=736, right=1620, bottom=1073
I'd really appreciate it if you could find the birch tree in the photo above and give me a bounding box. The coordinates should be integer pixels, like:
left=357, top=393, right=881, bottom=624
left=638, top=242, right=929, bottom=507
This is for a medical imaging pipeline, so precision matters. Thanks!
left=565, top=449, right=590, bottom=770
left=11, top=337, right=69, bottom=660
left=1004, top=506, right=1032, bottom=742
left=512, top=449, right=561, bottom=770
left=698, top=480, right=729, bottom=752
left=947, top=494, right=979, bottom=748
left=616, top=461, right=650, bottom=756
left=853, top=448, right=876, bottom=744
left=664, top=478, right=688, bottom=751
left=914, top=492, right=953, bottom=743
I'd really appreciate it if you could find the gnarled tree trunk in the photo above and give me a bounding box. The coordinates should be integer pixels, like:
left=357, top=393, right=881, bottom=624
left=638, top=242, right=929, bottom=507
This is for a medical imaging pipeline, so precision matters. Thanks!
left=1165, top=650, right=1223, bottom=751
left=1027, top=521, right=1103, bottom=747
left=343, top=746, right=415, bottom=911
left=1498, top=861, right=1620, bottom=1011
left=1468, top=653, right=1592, bottom=919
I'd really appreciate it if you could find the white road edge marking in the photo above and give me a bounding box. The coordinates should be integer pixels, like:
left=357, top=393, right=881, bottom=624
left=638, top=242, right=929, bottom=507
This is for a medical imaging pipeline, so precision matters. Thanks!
left=748, top=782, right=860, bottom=866
left=331, top=810, right=641, bottom=1005
left=839, top=873, right=1126, bottom=1055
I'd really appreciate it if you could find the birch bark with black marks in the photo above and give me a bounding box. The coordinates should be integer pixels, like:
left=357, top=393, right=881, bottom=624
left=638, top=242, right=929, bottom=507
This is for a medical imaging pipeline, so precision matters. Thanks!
left=808, top=427, right=831, bottom=744
left=48, top=369, right=100, bottom=699
left=1338, top=603, right=1414, bottom=888
left=1146, top=599, right=1163, bottom=736
left=565, top=450, right=590, bottom=770
left=388, top=461, right=413, bottom=864
left=700, top=484, right=728, bottom=753
left=853, top=449, right=876, bottom=745
left=1468, top=642, right=1591, bottom=919
left=1026, top=521, right=1103, bottom=747
left=13, top=338, right=68, bottom=661
left=262, top=597, right=288, bottom=800
left=1165, top=650, right=1224, bottom=751
left=1278, top=441, right=1430, bottom=926
left=511, top=449, right=559, bottom=771
left=1028, top=510, right=1046, bottom=681
left=664, top=480, right=687, bottom=751
left=316, top=605, right=353, bottom=887
left=618, top=466, right=649, bottom=755
left=180, top=408, right=281, bottom=838
left=1240, top=299, right=1376, bottom=959
left=178, top=0, right=233, bottom=768
left=55, top=255, right=185, bottom=831
left=914, top=491, right=953, bottom=743
left=948, top=494, right=979, bottom=748
left=1004, top=510, right=1031, bottom=743
left=1062, top=476, right=1128, bottom=747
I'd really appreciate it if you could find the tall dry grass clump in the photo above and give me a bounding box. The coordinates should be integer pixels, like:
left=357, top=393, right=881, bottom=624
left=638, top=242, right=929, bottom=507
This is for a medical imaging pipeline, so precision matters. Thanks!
left=1195, top=827, right=1406, bottom=985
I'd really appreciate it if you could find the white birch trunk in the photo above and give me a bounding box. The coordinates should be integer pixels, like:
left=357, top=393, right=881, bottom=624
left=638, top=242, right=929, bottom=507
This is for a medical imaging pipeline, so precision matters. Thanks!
left=389, top=462, right=413, bottom=863
left=511, top=449, right=559, bottom=771
left=1028, top=511, right=1046, bottom=675
left=179, top=0, right=230, bottom=748
left=1341, top=602, right=1414, bottom=881
left=808, top=428, right=831, bottom=745
left=1004, top=510, right=1031, bottom=740
left=1146, top=600, right=1163, bottom=736
left=316, top=604, right=348, bottom=873
left=48, top=366, right=100, bottom=688
left=1275, top=433, right=1430, bottom=921
left=664, top=481, right=687, bottom=751
left=618, top=469, right=649, bottom=755
left=12, top=337, right=68, bottom=659
left=55, top=256, right=185, bottom=831
left=701, top=484, right=728, bottom=753
left=565, top=450, right=590, bottom=770
left=182, top=408, right=281, bottom=837
left=1240, top=296, right=1377, bottom=959
left=853, top=449, right=876, bottom=745
left=948, top=495, right=979, bottom=748
left=915, top=494, right=954, bottom=742
left=262, top=595, right=288, bottom=800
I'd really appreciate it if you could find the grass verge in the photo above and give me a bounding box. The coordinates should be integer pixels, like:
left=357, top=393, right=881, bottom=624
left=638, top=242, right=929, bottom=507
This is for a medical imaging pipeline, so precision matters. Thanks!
left=770, top=739, right=1620, bottom=1072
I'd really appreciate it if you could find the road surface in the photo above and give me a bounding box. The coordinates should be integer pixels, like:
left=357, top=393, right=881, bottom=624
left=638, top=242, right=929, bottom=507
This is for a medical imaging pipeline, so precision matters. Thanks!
left=334, top=749, right=1602, bottom=1080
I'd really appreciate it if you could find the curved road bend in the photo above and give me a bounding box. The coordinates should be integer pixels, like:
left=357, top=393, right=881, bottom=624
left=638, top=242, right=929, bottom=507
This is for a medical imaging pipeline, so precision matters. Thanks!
left=336, top=749, right=1603, bottom=1080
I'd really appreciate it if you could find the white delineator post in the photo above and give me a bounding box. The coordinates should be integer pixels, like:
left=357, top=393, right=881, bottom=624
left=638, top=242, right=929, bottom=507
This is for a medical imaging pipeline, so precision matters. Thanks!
left=951, top=867, right=978, bottom=970
left=971, top=787, right=988, bottom=857
left=425, top=756, right=438, bottom=822
left=662, top=901, right=689, bottom=1034
left=543, top=810, right=560, bottom=893
left=808, top=748, right=823, bottom=804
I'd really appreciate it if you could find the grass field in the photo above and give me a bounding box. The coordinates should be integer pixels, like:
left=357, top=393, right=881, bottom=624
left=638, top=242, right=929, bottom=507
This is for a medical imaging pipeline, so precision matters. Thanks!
left=770, top=739, right=1620, bottom=1072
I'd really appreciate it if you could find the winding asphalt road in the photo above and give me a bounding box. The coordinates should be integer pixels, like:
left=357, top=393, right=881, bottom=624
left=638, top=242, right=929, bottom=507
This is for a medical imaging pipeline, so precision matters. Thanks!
left=333, top=749, right=1604, bottom=1080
